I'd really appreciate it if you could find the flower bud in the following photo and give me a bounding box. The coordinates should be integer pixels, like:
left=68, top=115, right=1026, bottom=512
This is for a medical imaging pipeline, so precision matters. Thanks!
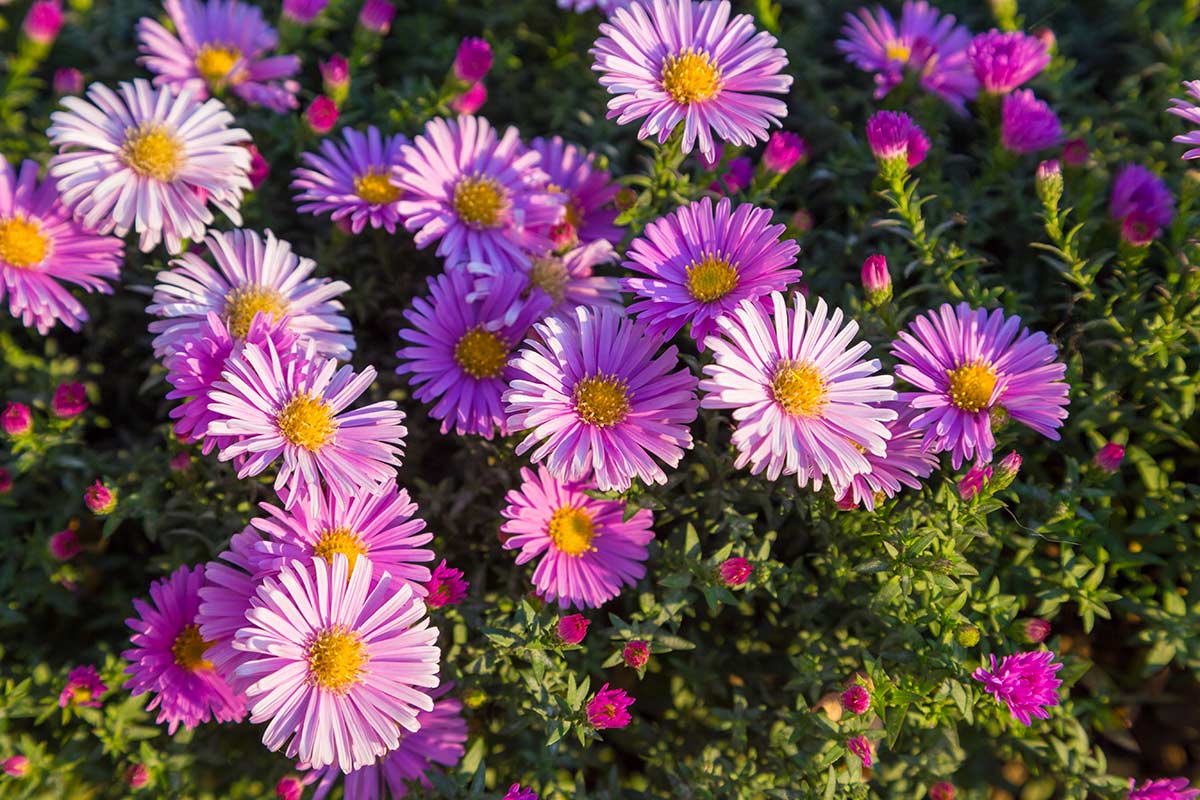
left=861, top=253, right=892, bottom=306
left=623, top=640, right=650, bottom=669
left=282, top=0, right=327, bottom=24
left=53, top=67, right=83, bottom=95
left=304, top=96, right=338, bottom=135
left=1062, top=137, right=1088, bottom=167
left=450, top=81, right=487, bottom=115
left=1021, top=618, right=1051, bottom=644
left=245, top=144, right=269, bottom=190
left=22, top=0, right=63, bottom=46
left=84, top=480, right=116, bottom=515
left=52, top=382, right=88, bottom=418
left=957, top=463, right=992, bottom=501
left=124, top=764, right=149, bottom=789
left=955, top=624, right=980, bottom=647
left=49, top=528, right=80, bottom=561
left=1094, top=442, right=1125, bottom=472
left=320, top=55, right=350, bottom=107
left=464, top=687, right=487, bottom=708
left=0, top=467, right=12, bottom=495
left=990, top=450, right=1022, bottom=491
left=275, top=776, right=302, bottom=800
left=762, top=131, right=808, bottom=175
left=929, top=782, right=956, bottom=800
left=357, top=0, right=394, bottom=34
left=2, top=402, right=32, bottom=436
left=556, top=613, right=589, bottom=645
left=791, top=208, right=814, bottom=232
left=454, top=37, right=492, bottom=83
left=2, top=756, right=29, bottom=778
left=1032, top=26, right=1056, bottom=54
left=718, top=557, right=753, bottom=587
left=1035, top=159, right=1063, bottom=208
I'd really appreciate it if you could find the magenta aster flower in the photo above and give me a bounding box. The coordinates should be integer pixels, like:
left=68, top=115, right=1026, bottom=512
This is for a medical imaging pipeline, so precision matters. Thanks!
left=48, top=528, right=80, bottom=561
left=48, top=79, right=252, bottom=253
left=623, top=640, right=650, bottom=668
left=196, top=528, right=269, bottom=693
left=505, top=305, right=699, bottom=492
left=557, top=614, right=590, bottom=644
left=504, top=785, right=539, bottom=800
left=837, top=1, right=978, bottom=112
left=0, top=157, right=123, bottom=334
left=292, top=127, right=409, bottom=234
left=700, top=292, right=897, bottom=494
left=847, top=734, right=873, bottom=768
left=530, top=136, right=621, bottom=246
left=207, top=338, right=407, bottom=504
left=122, top=565, right=246, bottom=734
left=453, top=37, right=492, bottom=83
left=1000, top=90, right=1062, bottom=154
left=2, top=403, right=31, bottom=436
left=59, top=665, right=107, bottom=709
left=587, top=683, right=634, bottom=729
left=137, top=0, right=301, bottom=113
left=393, top=115, right=562, bottom=271
left=866, top=110, right=930, bottom=170
left=718, top=557, right=752, bottom=587
left=51, top=382, right=88, bottom=418
left=396, top=267, right=549, bottom=439
left=305, top=97, right=339, bottom=135
left=1168, top=81, right=1200, bottom=160
left=971, top=650, right=1063, bottom=726
left=466, top=238, right=622, bottom=319
left=147, top=228, right=354, bottom=360
left=838, top=401, right=939, bottom=511
left=842, top=684, right=870, bottom=715
left=1128, top=778, right=1199, bottom=800
left=425, top=560, right=469, bottom=608
left=762, top=131, right=808, bottom=174
left=1110, top=164, right=1174, bottom=245
left=1095, top=442, right=1125, bottom=472
left=234, top=555, right=441, bottom=773
left=623, top=197, right=801, bottom=347
left=892, top=303, right=1069, bottom=467
left=84, top=480, right=117, bottom=514
left=501, top=466, right=655, bottom=609
left=590, top=0, right=793, bottom=161
left=967, top=30, right=1049, bottom=94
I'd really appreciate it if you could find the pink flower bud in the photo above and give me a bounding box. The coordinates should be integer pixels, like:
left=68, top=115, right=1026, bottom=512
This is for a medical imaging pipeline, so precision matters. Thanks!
left=557, top=613, right=589, bottom=645
left=357, top=0, right=395, bottom=34
left=762, top=131, right=808, bottom=175
left=84, top=480, right=116, bottom=515
left=1094, top=442, right=1125, bottom=472
left=718, top=557, right=753, bottom=587
left=841, top=684, right=871, bottom=715
left=304, top=96, right=338, bottom=135
left=450, top=81, right=487, bottom=115
left=454, top=37, right=493, bottom=83
left=124, top=764, right=149, bottom=789
left=929, top=783, right=956, bottom=800
left=957, top=463, right=992, bottom=501
left=1033, top=27, right=1055, bottom=53
left=276, top=775, right=303, bottom=800
left=22, top=0, right=63, bottom=46
left=2, top=756, right=29, bottom=778
left=53, top=67, right=83, bottom=95
left=1062, top=137, right=1088, bottom=167
left=2, top=402, right=32, bottom=436
left=321, top=55, right=350, bottom=105
left=991, top=450, right=1022, bottom=490
left=282, top=0, right=327, bottom=24
left=1023, top=618, right=1051, bottom=644
left=861, top=253, right=892, bottom=305
left=51, top=382, right=88, bottom=418
left=623, top=640, right=649, bottom=669
left=48, top=528, right=80, bottom=561
left=244, top=144, right=269, bottom=190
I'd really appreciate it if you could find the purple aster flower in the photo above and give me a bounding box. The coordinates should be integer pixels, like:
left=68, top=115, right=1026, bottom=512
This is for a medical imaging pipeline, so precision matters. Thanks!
left=425, top=560, right=469, bottom=608
left=393, top=115, right=563, bottom=271
left=586, top=683, right=634, bottom=729
left=505, top=305, right=700, bottom=492
left=971, top=650, right=1063, bottom=726
left=1000, top=90, right=1062, bottom=154
left=837, top=1, right=978, bottom=112
left=147, top=228, right=354, bottom=360
left=847, top=735, right=873, bottom=768
left=501, top=466, right=655, bottom=609
left=233, top=555, right=441, bottom=773
left=590, top=0, right=793, bottom=162
left=700, top=292, right=897, bottom=494
left=292, top=127, right=409, bottom=234
left=1110, top=164, right=1174, bottom=245
left=122, top=565, right=246, bottom=734
left=530, top=135, right=621, bottom=246
left=1168, top=81, right=1200, bottom=160
left=137, top=0, right=301, bottom=113
left=59, top=665, right=107, bottom=709
left=866, top=110, right=930, bottom=171
left=967, top=30, right=1050, bottom=94
left=837, top=401, right=938, bottom=510
left=48, top=79, right=252, bottom=253
left=623, top=197, right=801, bottom=347
left=0, top=156, right=123, bottom=334
left=892, top=303, right=1070, bottom=468
left=466, top=238, right=623, bottom=319
left=196, top=528, right=268, bottom=693
left=1128, top=778, right=1200, bottom=800
left=396, top=267, right=549, bottom=439
left=207, top=338, right=407, bottom=505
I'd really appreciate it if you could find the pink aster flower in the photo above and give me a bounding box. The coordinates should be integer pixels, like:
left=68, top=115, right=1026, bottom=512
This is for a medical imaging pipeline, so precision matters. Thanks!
left=292, top=127, right=409, bottom=234
left=84, top=480, right=117, bottom=514
left=624, top=197, right=801, bottom=347
left=530, top=136, right=621, bottom=246
left=466, top=238, right=623, bottom=319
left=453, top=37, right=492, bottom=83
left=393, top=115, right=563, bottom=271
left=623, top=640, right=650, bottom=669
left=137, top=0, right=301, bottom=113
left=971, top=650, right=1063, bottom=725
left=718, top=557, right=752, bottom=586
left=396, top=267, right=550, bottom=439
left=59, top=665, right=107, bottom=709
left=122, top=565, right=246, bottom=734
left=147, top=227, right=354, bottom=360
left=842, top=684, right=870, bottom=715
left=196, top=528, right=269, bottom=692
left=504, top=785, right=539, bottom=800
left=1168, top=81, right=1200, bottom=160
left=1095, top=442, right=1125, bottom=472
left=233, top=555, right=441, bottom=773
left=2, top=403, right=31, bottom=436
left=48, top=79, right=252, bottom=253
left=586, top=683, right=634, bottom=729
left=501, top=466, right=655, bottom=609
left=22, top=0, right=63, bottom=46
left=837, top=1, right=978, bottom=112
left=505, top=305, right=700, bottom=492
left=1128, top=778, right=1200, bottom=800
left=967, top=30, right=1049, bottom=94
left=866, top=110, right=930, bottom=171
left=48, top=528, right=80, bottom=560
left=837, top=406, right=938, bottom=509
left=425, top=560, right=468, bottom=608
left=305, top=97, right=339, bottom=135
left=892, top=303, right=1070, bottom=467
left=1110, top=165, right=1174, bottom=245
left=1000, top=90, right=1062, bottom=154
left=700, top=292, right=897, bottom=494
left=591, top=0, right=793, bottom=161
left=0, top=157, right=123, bottom=334
left=450, top=81, right=487, bottom=115
left=763, top=131, right=808, bottom=174
left=847, top=735, right=873, bottom=768
left=51, top=382, right=88, bottom=418
left=557, top=614, right=590, bottom=644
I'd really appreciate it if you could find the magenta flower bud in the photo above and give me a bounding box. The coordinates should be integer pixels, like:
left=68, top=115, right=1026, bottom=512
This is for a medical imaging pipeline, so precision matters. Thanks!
left=929, top=782, right=955, bottom=800
left=861, top=253, right=892, bottom=305
left=557, top=613, right=589, bottom=645
left=957, top=463, right=992, bottom=501
left=762, top=131, right=808, bottom=175
left=124, top=764, right=149, bottom=789
left=1001, top=90, right=1062, bottom=155
left=718, top=557, right=753, bottom=587
left=282, top=0, right=327, bottom=24
left=53, top=67, right=83, bottom=95
left=454, top=37, right=493, bottom=83
left=168, top=452, right=191, bottom=472
left=847, top=734, right=873, bottom=768
left=841, top=684, right=871, bottom=715
left=304, top=96, right=338, bottom=135
left=357, top=0, right=395, bottom=34
left=48, top=528, right=80, bottom=561
left=51, top=382, right=88, bottom=418
left=84, top=479, right=116, bottom=515
left=276, top=776, right=303, bottom=800
left=623, top=640, right=650, bottom=669
left=1062, top=137, right=1089, bottom=167
left=0, top=467, right=12, bottom=495
left=991, top=450, right=1022, bottom=490
left=450, top=81, right=487, bottom=115
left=425, top=559, right=468, bottom=607
left=2, top=402, right=32, bottom=436
left=321, top=55, right=350, bottom=106
left=866, top=110, right=929, bottom=179
left=791, top=208, right=814, bottom=232
left=1095, top=442, right=1125, bottom=472
left=2, top=756, right=29, bottom=778
left=1035, top=159, right=1063, bottom=208
left=22, top=0, right=63, bottom=46
left=1023, top=618, right=1051, bottom=644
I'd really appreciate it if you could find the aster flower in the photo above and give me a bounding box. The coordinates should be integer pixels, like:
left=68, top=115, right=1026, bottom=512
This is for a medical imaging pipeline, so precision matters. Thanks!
left=1000, top=90, right=1062, bottom=154
left=838, top=401, right=939, bottom=511
left=971, top=650, right=1063, bottom=725
left=1095, top=442, right=1125, bottom=472
left=2, top=403, right=31, bottom=436
left=1110, top=164, right=1174, bottom=245
left=967, top=30, right=1050, bottom=94
left=393, top=115, right=563, bottom=271
left=501, top=466, right=655, bottom=609
left=122, top=565, right=246, bottom=734
left=505, top=305, right=700, bottom=492
left=586, top=683, right=634, bottom=729
left=590, top=0, right=793, bottom=161
left=847, top=735, right=873, bottom=768
left=59, top=665, right=107, bottom=709
left=207, top=338, right=406, bottom=504
left=51, top=382, right=88, bottom=418
left=699, top=292, right=897, bottom=493
left=624, top=197, right=801, bottom=347
left=425, top=560, right=468, bottom=608
left=892, top=303, right=1069, bottom=467
left=557, top=614, right=590, bottom=644
left=0, top=157, right=123, bottom=334
left=623, top=640, right=650, bottom=669
left=84, top=480, right=117, bottom=514
left=837, top=1, right=978, bottom=112
left=762, top=131, right=808, bottom=174
left=233, top=555, right=441, bottom=773
left=196, top=528, right=268, bottom=693
left=842, top=684, right=870, bottom=715
left=147, top=227, right=354, bottom=359
left=137, top=0, right=301, bottom=113
left=396, top=267, right=549, bottom=439
left=505, top=785, right=539, bottom=800
left=718, top=557, right=752, bottom=586
left=866, top=110, right=930, bottom=173
left=1128, top=778, right=1199, bottom=800
left=530, top=136, right=621, bottom=246
left=1168, top=81, right=1200, bottom=160
left=467, top=238, right=623, bottom=319
left=292, top=127, right=409, bottom=234
left=48, top=79, right=252, bottom=253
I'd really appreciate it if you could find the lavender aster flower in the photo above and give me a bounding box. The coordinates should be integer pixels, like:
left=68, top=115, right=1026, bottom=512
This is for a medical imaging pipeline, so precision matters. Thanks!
left=530, top=135, right=621, bottom=246
left=971, top=650, right=1063, bottom=725
left=1167, top=81, right=1200, bottom=160
left=466, top=238, right=622, bottom=319
left=1110, top=164, right=1174, bottom=245
left=967, top=30, right=1049, bottom=94
left=1128, top=778, right=1200, bottom=800
left=292, top=127, right=409, bottom=234
left=1000, top=90, right=1062, bottom=154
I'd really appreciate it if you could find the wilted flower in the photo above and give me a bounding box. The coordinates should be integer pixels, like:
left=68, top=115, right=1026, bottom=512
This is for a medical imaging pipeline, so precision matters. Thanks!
left=967, top=30, right=1049, bottom=94
left=304, top=96, right=338, bottom=135
left=718, top=557, right=753, bottom=587
left=623, top=640, right=650, bottom=669
left=84, top=480, right=117, bottom=515
left=52, top=382, right=88, bottom=418
left=450, top=81, right=487, bottom=114
left=861, top=253, right=892, bottom=305
left=59, top=665, right=107, bottom=709
left=557, top=614, right=589, bottom=644
left=2, top=403, right=31, bottom=436
left=763, top=132, right=809, bottom=175
left=1095, top=442, right=1126, bottom=472
left=847, top=735, right=873, bottom=768
left=842, top=684, right=871, bottom=715
left=587, top=683, right=634, bottom=729
left=49, top=528, right=80, bottom=561
left=971, top=650, right=1063, bottom=725
left=426, top=559, right=469, bottom=608
left=1001, top=90, right=1062, bottom=154
left=2, top=756, right=29, bottom=778
left=1127, top=778, right=1199, bottom=800
left=454, top=37, right=492, bottom=82
left=53, top=67, right=83, bottom=94
left=866, top=110, right=930, bottom=177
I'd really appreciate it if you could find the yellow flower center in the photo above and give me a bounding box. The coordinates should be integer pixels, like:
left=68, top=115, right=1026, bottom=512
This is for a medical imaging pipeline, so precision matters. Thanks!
left=0, top=216, right=48, bottom=269
left=354, top=169, right=400, bottom=205
left=685, top=252, right=739, bottom=303
left=573, top=374, right=631, bottom=428
left=886, top=42, right=911, bottom=61
left=121, top=124, right=185, bottom=182
left=771, top=360, right=827, bottom=417
left=947, top=361, right=998, bottom=413
left=223, top=285, right=290, bottom=339
left=276, top=393, right=336, bottom=451
left=547, top=506, right=595, bottom=556
left=71, top=686, right=93, bottom=705
left=453, top=326, right=509, bottom=379
left=171, top=623, right=214, bottom=671
left=453, top=175, right=506, bottom=228
left=195, top=44, right=242, bottom=87
left=529, top=256, right=570, bottom=304
left=312, top=526, right=368, bottom=574
left=661, top=50, right=721, bottom=105
left=307, top=626, right=367, bottom=694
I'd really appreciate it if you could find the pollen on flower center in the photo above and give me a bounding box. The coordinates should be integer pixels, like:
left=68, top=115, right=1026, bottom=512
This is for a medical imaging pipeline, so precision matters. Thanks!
left=661, top=50, right=721, bottom=105
left=121, top=124, right=185, bottom=182
left=276, top=393, right=336, bottom=451
left=313, top=526, right=368, bottom=573
left=453, top=326, right=509, bottom=379
left=886, top=42, right=911, bottom=61
left=573, top=374, right=631, bottom=428
left=685, top=252, right=740, bottom=303
left=171, top=623, right=214, bottom=671
left=354, top=169, right=400, bottom=205
left=307, top=626, right=367, bottom=694
left=771, top=360, right=828, bottom=417
left=452, top=175, right=506, bottom=228
left=195, top=44, right=242, bottom=86
left=223, top=285, right=290, bottom=339
left=947, top=361, right=998, bottom=413
left=0, top=216, right=49, bottom=269
left=548, top=505, right=595, bottom=556
left=529, top=256, right=570, bottom=304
